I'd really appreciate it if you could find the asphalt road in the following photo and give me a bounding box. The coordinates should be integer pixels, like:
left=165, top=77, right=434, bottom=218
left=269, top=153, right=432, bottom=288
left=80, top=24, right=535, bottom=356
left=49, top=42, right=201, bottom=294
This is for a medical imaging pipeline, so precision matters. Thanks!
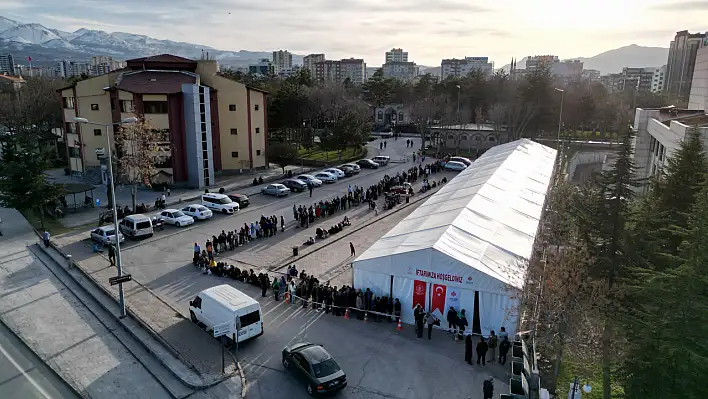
left=0, top=321, right=80, bottom=399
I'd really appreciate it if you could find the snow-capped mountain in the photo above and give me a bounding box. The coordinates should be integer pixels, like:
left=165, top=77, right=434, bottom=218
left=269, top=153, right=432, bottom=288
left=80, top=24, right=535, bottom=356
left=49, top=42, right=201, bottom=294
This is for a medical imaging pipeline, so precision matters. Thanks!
left=0, top=15, right=303, bottom=67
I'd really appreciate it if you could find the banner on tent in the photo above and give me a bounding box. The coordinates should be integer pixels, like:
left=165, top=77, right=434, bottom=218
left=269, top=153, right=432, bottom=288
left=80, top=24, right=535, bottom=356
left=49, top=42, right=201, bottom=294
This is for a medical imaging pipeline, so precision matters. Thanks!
left=413, top=280, right=427, bottom=309
left=431, top=284, right=446, bottom=314
left=414, top=268, right=464, bottom=283
left=445, top=286, right=461, bottom=311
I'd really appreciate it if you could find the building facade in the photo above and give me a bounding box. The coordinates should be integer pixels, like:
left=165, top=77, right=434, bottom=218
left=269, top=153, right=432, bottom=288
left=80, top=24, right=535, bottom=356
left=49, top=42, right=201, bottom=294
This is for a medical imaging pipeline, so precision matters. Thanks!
left=525, top=55, right=559, bottom=73
left=313, top=58, right=366, bottom=85
left=549, top=60, right=583, bottom=81
left=303, top=53, right=325, bottom=77
left=688, top=40, right=708, bottom=110
left=249, top=58, right=274, bottom=76
left=440, top=57, right=494, bottom=79
left=59, top=54, right=268, bottom=188
left=651, top=65, right=667, bottom=93
left=619, top=67, right=656, bottom=92
left=272, top=50, right=293, bottom=74
left=382, top=61, right=418, bottom=82
left=665, top=30, right=706, bottom=101
left=0, top=53, right=15, bottom=75
left=386, top=48, right=408, bottom=63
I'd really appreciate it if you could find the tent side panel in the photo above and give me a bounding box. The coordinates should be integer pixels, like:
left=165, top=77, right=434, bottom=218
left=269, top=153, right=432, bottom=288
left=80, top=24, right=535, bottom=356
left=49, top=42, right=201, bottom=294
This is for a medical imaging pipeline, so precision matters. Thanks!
left=392, top=276, right=419, bottom=325
left=353, top=269, right=390, bottom=299
left=478, top=291, right=520, bottom=337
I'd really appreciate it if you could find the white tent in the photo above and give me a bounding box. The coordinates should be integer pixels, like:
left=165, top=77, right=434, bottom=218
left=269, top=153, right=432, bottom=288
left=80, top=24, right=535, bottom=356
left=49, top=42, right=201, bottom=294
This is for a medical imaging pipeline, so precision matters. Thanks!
left=352, top=139, right=556, bottom=336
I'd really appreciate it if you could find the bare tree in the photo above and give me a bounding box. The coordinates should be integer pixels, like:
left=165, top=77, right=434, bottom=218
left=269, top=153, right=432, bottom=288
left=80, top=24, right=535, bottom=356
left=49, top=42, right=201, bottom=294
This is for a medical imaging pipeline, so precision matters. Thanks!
left=114, top=118, right=164, bottom=210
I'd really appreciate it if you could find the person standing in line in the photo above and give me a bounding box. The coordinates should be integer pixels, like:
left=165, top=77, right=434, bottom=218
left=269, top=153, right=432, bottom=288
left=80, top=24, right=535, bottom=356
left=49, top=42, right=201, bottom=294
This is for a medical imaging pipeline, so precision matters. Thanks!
left=464, top=334, right=473, bottom=365
left=272, top=278, right=280, bottom=301
left=349, top=242, right=355, bottom=257
left=488, top=330, right=498, bottom=363
left=476, top=337, right=489, bottom=366
left=414, top=304, right=423, bottom=338
left=425, top=312, right=438, bottom=340
left=393, top=298, right=401, bottom=322
left=446, top=306, right=458, bottom=335
left=42, top=230, right=51, bottom=247
left=498, top=326, right=509, bottom=341
left=499, top=336, right=511, bottom=365
left=309, top=183, right=313, bottom=198
left=280, top=215, right=285, bottom=232
left=483, top=377, right=494, bottom=399
left=108, top=244, right=116, bottom=266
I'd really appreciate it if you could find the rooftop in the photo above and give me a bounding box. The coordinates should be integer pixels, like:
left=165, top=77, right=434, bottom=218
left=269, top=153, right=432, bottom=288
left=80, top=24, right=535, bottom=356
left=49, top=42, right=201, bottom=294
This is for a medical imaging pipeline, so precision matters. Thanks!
left=660, top=113, right=708, bottom=127
left=116, top=70, right=198, bottom=94
left=429, top=124, right=496, bottom=132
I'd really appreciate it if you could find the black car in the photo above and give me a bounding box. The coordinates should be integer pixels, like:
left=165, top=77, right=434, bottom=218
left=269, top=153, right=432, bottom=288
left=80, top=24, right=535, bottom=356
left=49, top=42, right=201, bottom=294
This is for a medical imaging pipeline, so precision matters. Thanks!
left=356, top=159, right=379, bottom=169
left=282, top=343, right=346, bottom=396
left=228, top=194, right=250, bottom=207
left=282, top=178, right=308, bottom=192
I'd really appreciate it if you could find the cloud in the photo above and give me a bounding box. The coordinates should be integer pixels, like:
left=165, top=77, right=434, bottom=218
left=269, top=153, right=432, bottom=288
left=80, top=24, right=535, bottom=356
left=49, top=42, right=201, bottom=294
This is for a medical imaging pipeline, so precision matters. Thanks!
left=432, top=28, right=512, bottom=38
left=650, top=0, right=708, bottom=11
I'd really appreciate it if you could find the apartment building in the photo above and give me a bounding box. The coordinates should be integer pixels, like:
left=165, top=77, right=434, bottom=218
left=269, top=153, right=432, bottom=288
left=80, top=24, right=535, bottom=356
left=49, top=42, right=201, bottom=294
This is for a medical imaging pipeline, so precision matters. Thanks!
left=303, top=53, right=325, bottom=77
left=272, top=50, right=293, bottom=74
left=665, top=30, right=706, bottom=101
left=440, top=57, right=494, bottom=79
left=525, top=55, right=559, bottom=73
left=249, top=58, right=274, bottom=76
left=688, top=39, right=708, bottom=110
left=314, top=58, right=366, bottom=85
left=0, top=53, right=15, bottom=75
left=549, top=60, right=583, bottom=81
left=386, top=48, right=408, bottom=63
left=651, top=66, right=667, bottom=93
left=382, top=61, right=418, bottom=82
left=59, top=54, right=267, bottom=188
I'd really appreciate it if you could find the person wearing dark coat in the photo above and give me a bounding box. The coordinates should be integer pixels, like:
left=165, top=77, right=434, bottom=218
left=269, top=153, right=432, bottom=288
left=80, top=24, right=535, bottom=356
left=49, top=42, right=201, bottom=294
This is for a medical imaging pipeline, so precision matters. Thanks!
left=499, top=336, right=511, bottom=365
left=446, top=307, right=458, bottom=334
left=476, top=337, right=489, bottom=366
left=483, top=377, right=494, bottom=399
left=464, top=334, right=473, bottom=365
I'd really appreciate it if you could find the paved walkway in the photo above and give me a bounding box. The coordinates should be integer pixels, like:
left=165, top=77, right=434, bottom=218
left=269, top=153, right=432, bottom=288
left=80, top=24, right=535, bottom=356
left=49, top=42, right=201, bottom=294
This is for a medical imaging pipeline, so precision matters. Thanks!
left=51, top=165, right=314, bottom=228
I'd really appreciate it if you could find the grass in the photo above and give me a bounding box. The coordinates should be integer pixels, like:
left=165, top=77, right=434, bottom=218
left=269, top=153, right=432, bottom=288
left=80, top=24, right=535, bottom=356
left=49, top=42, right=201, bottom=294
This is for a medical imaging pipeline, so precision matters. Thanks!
left=20, top=208, right=74, bottom=236
left=297, top=147, right=360, bottom=162
left=556, top=353, right=624, bottom=399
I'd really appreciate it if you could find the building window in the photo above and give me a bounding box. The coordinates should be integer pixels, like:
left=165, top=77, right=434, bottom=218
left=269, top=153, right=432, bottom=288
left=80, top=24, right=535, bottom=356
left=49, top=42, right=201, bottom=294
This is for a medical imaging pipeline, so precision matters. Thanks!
left=69, top=147, right=80, bottom=158
left=230, top=128, right=238, bottom=135
left=93, top=129, right=102, bottom=136
left=255, top=127, right=260, bottom=133
left=377, top=111, right=383, bottom=121
left=91, top=104, right=99, bottom=111
left=62, top=97, right=75, bottom=109
left=229, top=104, right=236, bottom=111
left=143, top=101, right=168, bottom=114
left=488, top=136, right=496, bottom=142
left=447, top=134, right=454, bottom=139
left=254, top=104, right=259, bottom=111
left=256, top=149, right=261, bottom=156
left=231, top=151, right=238, bottom=158
left=65, top=122, right=76, bottom=134
left=460, top=135, right=467, bottom=141
left=120, top=100, right=134, bottom=113
left=399, top=113, right=404, bottom=121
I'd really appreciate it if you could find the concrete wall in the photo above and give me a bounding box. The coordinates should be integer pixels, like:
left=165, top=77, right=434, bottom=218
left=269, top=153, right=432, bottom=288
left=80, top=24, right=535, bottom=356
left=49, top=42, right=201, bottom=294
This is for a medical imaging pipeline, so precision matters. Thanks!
left=183, top=84, right=215, bottom=188
left=72, top=74, right=119, bottom=168
left=248, top=89, right=267, bottom=169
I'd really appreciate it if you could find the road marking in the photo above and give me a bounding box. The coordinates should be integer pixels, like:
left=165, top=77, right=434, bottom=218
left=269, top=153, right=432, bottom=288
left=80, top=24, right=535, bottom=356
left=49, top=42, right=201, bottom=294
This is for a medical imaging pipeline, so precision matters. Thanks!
left=0, top=341, right=53, bottom=399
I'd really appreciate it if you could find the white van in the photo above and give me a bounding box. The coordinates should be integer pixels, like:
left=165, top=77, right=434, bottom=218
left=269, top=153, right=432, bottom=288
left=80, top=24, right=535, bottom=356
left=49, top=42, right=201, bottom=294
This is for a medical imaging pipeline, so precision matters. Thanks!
left=372, top=155, right=390, bottom=166
left=189, top=284, right=263, bottom=344
left=201, top=193, right=240, bottom=215
left=119, top=214, right=154, bottom=238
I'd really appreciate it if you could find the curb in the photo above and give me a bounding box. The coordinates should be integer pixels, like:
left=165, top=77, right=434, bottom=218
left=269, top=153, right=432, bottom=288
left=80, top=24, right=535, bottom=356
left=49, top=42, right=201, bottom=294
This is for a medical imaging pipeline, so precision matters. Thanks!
left=269, top=182, right=442, bottom=273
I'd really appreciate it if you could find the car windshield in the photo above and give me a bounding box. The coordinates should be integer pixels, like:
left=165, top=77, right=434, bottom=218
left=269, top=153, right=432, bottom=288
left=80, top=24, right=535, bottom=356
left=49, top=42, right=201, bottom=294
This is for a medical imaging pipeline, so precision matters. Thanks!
left=196, top=206, right=208, bottom=211
left=104, top=229, right=116, bottom=236
left=173, top=211, right=186, bottom=217
left=136, top=221, right=151, bottom=229
left=219, top=197, right=233, bottom=204
left=312, top=359, right=341, bottom=378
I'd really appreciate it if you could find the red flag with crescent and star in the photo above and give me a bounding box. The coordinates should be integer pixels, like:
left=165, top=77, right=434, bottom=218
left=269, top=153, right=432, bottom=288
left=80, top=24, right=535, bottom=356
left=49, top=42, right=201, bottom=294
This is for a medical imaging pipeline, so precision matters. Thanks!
left=413, top=280, right=427, bottom=309
left=432, top=284, right=447, bottom=314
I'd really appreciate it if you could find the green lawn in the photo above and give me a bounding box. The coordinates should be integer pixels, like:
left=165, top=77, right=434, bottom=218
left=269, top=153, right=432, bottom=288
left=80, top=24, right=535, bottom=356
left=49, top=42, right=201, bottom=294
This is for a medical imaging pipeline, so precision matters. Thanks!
left=556, top=354, right=624, bottom=399
left=297, top=147, right=360, bottom=162
left=20, top=208, right=74, bottom=236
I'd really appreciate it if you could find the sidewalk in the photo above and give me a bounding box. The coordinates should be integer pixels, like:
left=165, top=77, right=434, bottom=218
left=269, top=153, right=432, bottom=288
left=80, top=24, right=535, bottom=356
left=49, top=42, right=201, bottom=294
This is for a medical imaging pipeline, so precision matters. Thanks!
left=53, top=164, right=314, bottom=229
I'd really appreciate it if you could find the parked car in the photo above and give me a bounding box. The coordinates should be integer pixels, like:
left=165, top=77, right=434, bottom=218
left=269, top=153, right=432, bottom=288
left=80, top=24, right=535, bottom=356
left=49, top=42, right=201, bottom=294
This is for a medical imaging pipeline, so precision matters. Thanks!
left=339, top=163, right=360, bottom=173
left=337, top=165, right=356, bottom=176
left=262, top=183, right=291, bottom=197
left=201, top=193, right=240, bottom=214
left=314, top=172, right=337, bottom=184
left=282, top=343, right=347, bottom=396
left=282, top=179, right=308, bottom=192
left=181, top=204, right=213, bottom=221
left=297, top=175, right=323, bottom=187
left=228, top=194, right=250, bottom=208
left=356, top=159, right=380, bottom=169
left=444, top=161, right=467, bottom=171
left=90, top=226, right=125, bottom=245
left=390, top=182, right=413, bottom=195
left=449, top=156, right=472, bottom=166
left=371, top=155, right=390, bottom=166
left=119, top=214, right=154, bottom=239
left=160, top=209, right=196, bottom=227
left=322, top=168, right=346, bottom=178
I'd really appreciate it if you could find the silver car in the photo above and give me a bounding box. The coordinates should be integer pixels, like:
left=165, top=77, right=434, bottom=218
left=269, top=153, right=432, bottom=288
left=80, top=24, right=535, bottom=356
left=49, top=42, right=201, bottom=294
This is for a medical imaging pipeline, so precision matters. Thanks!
left=262, top=183, right=291, bottom=196
left=90, top=226, right=125, bottom=244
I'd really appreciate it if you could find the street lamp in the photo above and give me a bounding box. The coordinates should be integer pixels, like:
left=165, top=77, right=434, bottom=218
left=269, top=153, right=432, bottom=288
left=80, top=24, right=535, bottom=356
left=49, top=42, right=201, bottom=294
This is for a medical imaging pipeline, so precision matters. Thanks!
left=73, top=116, right=137, bottom=318
left=456, top=85, right=461, bottom=126
left=554, top=88, right=564, bottom=142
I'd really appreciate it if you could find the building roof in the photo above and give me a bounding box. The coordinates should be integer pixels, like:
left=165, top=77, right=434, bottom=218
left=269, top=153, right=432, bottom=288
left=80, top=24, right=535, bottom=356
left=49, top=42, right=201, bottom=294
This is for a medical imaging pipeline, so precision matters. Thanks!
left=660, top=113, right=708, bottom=127
left=127, top=54, right=197, bottom=64
left=429, top=124, right=496, bottom=132
left=126, top=54, right=198, bottom=72
left=116, top=70, right=198, bottom=94
left=354, top=139, right=557, bottom=290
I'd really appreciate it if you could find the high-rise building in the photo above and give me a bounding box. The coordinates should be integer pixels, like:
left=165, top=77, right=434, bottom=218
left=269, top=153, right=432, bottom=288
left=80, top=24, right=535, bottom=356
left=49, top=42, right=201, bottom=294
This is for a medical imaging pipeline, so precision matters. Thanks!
left=382, top=61, right=418, bottom=82
left=441, top=57, right=494, bottom=79
left=272, top=50, right=293, bottom=74
left=688, top=38, right=708, bottom=110
left=619, top=67, right=657, bottom=92
left=314, top=58, right=367, bottom=85
left=0, top=53, right=15, bottom=75
left=550, top=60, right=583, bottom=81
left=303, top=54, right=325, bottom=77
left=525, top=55, right=559, bottom=73
left=651, top=65, right=667, bottom=93
left=665, top=30, right=706, bottom=101
left=249, top=59, right=274, bottom=76
left=386, top=48, right=408, bottom=63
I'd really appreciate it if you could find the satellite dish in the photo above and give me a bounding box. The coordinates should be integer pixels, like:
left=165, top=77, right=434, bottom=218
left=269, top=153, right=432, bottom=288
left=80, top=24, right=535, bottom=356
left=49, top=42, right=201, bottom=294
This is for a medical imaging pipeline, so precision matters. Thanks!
left=583, top=384, right=592, bottom=393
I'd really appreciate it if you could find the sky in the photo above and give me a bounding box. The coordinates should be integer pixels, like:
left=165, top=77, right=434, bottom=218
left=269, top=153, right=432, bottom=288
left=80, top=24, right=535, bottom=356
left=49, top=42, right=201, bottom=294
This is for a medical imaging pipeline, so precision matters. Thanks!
left=1, top=0, right=707, bottom=66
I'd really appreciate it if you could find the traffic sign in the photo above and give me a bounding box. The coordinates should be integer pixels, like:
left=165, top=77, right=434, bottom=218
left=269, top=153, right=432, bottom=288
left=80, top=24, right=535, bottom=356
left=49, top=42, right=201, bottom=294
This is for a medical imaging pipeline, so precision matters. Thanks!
left=213, top=322, right=230, bottom=338
left=109, top=274, right=132, bottom=286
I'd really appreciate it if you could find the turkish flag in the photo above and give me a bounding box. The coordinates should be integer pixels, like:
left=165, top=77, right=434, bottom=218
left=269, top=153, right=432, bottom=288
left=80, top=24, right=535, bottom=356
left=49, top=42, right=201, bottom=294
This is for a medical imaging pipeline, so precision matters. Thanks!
left=412, top=280, right=427, bottom=309
left=431, top=284, right=447, bottom=315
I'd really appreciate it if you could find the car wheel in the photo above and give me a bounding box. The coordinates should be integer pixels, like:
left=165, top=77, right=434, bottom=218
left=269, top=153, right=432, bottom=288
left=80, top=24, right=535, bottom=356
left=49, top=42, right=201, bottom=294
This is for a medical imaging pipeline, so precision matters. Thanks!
left=282, top=357, right=290, bottom=369
left=222, top=209, right=228, bottom=215
left=175, top=222, right=180, bottom=227
left=307, top=384, right=314, bottom=396
left=190, top=311, right=197, bottom=323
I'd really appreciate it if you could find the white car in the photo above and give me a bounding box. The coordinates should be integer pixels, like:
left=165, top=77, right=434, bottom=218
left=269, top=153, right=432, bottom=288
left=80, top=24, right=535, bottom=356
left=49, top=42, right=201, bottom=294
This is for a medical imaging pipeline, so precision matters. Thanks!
left=181, top=204, right=213, bottom=220
left=261, top=183, right=291, bottom=197
left=201, top=193, right=240, bottom=214
left=444, top=161, right=467, bottom=171
left=340, top=163, right=361, bottom=173
left=297, top=174, right=323, bottom=187
left=322, top=168, right=346, bottom=178
left=314, top=171, right=338, bottom=183
left=90, top=226, right=125, bottom=245
left=160, top=209, right=196, bottom=227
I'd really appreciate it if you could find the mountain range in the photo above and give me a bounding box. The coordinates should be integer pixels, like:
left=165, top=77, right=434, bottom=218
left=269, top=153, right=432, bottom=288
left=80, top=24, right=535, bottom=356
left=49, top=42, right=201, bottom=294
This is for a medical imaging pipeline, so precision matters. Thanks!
left=0, top=16, right=669, bottom=75
left=500, top=44, right=670, bottom=75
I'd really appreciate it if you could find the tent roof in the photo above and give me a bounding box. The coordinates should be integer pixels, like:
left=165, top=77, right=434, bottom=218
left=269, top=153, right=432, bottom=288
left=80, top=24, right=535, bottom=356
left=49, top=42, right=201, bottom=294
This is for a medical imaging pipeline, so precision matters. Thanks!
left=354, top=138, right=556, bottom=289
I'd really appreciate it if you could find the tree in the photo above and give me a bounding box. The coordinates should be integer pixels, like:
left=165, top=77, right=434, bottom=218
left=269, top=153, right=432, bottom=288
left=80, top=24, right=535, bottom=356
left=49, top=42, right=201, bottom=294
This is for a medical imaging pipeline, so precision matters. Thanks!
left=0, top=78, right=64, bottom=227
left=268, top=142, right=298, bottom=173
left=114, top=118, right=163, bottom=210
